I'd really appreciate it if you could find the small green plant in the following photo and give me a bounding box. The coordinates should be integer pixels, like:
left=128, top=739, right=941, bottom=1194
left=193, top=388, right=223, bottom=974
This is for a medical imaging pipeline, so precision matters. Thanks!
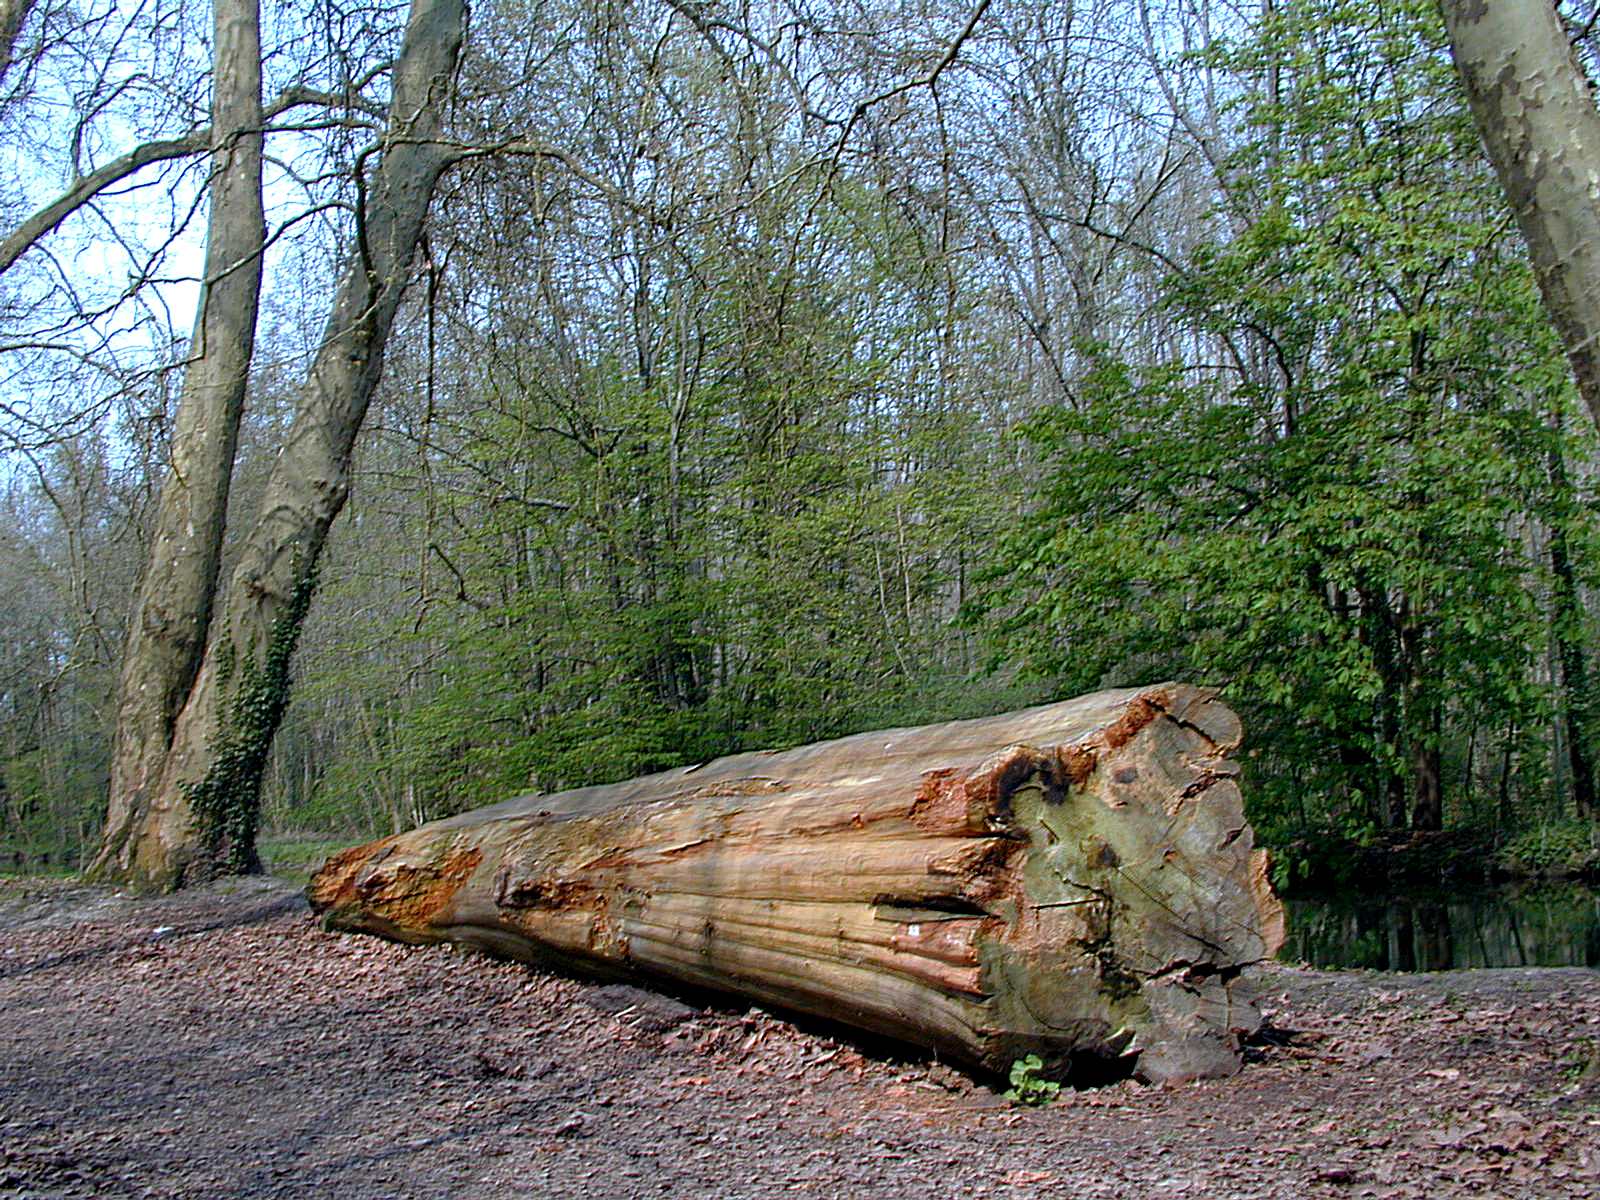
left=1560, top=1038, right=1599, bottom=1085
left=1004, top=1054, right=1061, bottom=1106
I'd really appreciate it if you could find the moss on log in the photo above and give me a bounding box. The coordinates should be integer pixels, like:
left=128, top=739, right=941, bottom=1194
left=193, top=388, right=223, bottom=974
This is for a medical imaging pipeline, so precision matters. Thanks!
left=308, top=684, right=1284, bottom=1083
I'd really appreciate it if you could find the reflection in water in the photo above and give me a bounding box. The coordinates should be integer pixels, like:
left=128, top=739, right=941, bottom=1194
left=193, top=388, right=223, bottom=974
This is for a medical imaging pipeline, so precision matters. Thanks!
left=1281, top=884, right=1600, bottom=971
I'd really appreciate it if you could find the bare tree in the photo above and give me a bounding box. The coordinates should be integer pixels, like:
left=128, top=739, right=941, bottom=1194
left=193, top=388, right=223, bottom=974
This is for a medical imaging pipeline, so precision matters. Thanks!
left=101, top=0, right=266, bottom=885
left=89, top=0, right=466, bottom=887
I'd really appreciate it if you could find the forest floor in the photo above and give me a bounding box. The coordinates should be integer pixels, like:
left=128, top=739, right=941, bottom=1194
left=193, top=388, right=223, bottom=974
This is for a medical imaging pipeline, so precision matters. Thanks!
left=1, top=876, right=1598, bottom=1200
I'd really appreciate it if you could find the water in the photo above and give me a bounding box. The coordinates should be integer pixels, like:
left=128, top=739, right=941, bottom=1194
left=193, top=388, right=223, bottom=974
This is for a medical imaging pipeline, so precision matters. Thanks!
left=1280, top=883, right=1600, bottom=971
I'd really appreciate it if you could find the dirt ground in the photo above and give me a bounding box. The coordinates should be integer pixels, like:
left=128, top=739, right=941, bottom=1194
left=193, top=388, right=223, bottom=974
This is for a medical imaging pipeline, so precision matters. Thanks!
left=2, top=876, right=1598, bottom=1199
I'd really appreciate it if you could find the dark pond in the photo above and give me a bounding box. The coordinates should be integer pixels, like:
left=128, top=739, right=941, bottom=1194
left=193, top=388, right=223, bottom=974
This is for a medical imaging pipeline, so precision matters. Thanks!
left=1280, top=883, right=1600, bottom=971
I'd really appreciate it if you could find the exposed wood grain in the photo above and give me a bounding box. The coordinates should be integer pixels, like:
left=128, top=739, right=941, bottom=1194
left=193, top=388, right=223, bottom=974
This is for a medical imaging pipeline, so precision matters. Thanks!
left=309, top=684, right=1285, bottom=1083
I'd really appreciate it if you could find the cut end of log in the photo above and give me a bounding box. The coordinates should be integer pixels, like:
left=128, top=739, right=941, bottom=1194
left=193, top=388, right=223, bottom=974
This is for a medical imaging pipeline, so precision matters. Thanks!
left=310, top=684, right=1285, bottom=1085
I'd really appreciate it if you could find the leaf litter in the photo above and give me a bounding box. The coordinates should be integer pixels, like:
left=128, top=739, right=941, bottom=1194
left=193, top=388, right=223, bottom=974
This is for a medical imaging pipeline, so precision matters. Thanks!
left=1, top=876, right=1598, bottom=1198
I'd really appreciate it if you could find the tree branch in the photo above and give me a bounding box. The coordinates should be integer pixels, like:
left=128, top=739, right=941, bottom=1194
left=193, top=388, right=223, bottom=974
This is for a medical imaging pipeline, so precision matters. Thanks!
left=0, top=82, right=393, bottom=278
left=0, top=134, right=208, bottom=275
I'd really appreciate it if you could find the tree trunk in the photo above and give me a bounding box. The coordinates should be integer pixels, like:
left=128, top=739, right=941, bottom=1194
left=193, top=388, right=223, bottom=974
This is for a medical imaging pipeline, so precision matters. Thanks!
left=310, top=685, right=1286, bottom=1085
left=1548, top=426, right=1597, bottom=818
left=1553, top=524, right=1597, bottom=820
left=1410, top=714, right=1443, bottom=832
left=1360, top=582, right=1408, bottom=828
left=93, top=0, right=265, bottom=881
left=0, top=0, right=35, bottom=90
left=1441, top=0, right=1600, bottom=431
left=91, top=0, right=467, bottom=890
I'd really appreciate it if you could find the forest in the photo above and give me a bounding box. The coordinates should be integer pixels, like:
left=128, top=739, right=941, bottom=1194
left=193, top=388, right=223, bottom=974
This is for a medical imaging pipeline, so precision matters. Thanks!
left=3, top=0, right=1600, bottom=900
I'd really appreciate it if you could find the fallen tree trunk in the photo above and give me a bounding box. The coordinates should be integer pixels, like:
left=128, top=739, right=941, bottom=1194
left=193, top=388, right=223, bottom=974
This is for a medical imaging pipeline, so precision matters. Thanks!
left=309, top=684, right=1284, bottom=1083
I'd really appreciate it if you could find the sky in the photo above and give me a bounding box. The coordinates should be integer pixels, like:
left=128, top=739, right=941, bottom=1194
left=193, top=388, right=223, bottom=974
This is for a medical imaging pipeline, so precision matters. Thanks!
left=0, top=0, right=365, bottom=477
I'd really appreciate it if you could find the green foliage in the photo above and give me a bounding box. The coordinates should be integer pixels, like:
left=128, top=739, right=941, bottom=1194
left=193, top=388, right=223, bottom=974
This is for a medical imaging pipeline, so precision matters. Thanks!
left=248, top=0, right=1600, bottom=869
left=1498, top=821, right=1599, bottom=878
left=269, top=165, right=1027, bottom=835
left=256, top=834, right=349, bottom=883
left=973, top=0, right=1600, bottom=843
left=1003, top=1054, right=1061, bottom=1106
left=1, top=746, right=107, bottom=872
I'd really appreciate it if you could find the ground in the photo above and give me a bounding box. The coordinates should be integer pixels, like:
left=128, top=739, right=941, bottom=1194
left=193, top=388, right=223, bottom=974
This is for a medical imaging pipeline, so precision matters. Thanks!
left=1, top=877, right=1598, bottom=1199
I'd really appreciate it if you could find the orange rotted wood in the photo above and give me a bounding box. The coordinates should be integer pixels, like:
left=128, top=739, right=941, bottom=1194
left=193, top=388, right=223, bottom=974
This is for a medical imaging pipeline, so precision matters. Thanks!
left=309, top=684, right=1284, bottom=1083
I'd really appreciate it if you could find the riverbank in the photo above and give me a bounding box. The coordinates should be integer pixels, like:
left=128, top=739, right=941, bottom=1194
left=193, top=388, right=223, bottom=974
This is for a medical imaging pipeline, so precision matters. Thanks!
left=1272, top=826, right=1600, bottom=893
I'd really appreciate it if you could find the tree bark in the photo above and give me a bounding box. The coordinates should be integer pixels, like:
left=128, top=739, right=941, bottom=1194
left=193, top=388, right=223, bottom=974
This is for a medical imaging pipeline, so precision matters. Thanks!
left=93, top=0, right=265, bottom=881
left=1553, top=517, right=1597, bottom=818
left=310, top=684, right=1286, bottom=1084
left=92, top=0, right=467, bottom=889
left=1440, top=0, right=1600, bottom=430
left=1410, top=713, right=1443, bottom=832
left=0, top=0, right=34, bottom=91
left=1548, top=424, right=1597, bottom=818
